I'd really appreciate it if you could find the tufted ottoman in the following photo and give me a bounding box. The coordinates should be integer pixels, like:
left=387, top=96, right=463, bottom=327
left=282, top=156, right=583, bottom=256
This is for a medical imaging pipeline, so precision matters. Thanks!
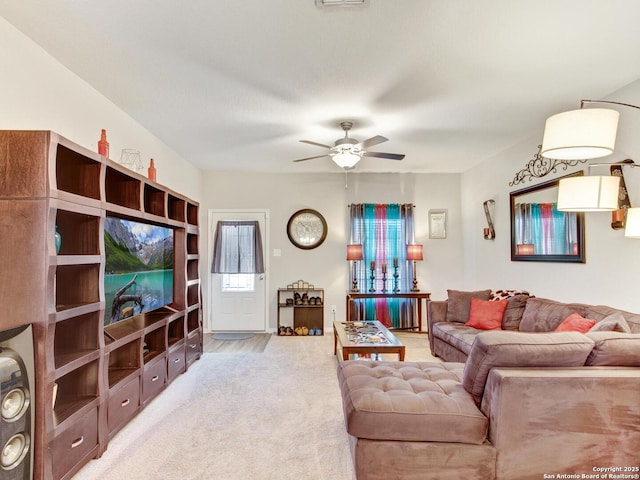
left=337, top=360, right=496, bottom=480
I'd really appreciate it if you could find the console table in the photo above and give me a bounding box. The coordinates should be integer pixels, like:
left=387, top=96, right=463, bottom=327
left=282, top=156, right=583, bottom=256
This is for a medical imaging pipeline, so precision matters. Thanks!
left=345, top=292, right=431, bottom=331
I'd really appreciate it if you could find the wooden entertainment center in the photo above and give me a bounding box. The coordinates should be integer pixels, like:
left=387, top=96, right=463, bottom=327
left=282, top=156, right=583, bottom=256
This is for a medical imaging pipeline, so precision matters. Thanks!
left=0, top=131, right=202, bottom=480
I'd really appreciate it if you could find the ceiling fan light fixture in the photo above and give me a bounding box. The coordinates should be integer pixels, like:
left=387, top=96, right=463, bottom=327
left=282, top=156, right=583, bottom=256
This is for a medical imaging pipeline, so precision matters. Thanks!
left=332, top=151, right=361, bottom=168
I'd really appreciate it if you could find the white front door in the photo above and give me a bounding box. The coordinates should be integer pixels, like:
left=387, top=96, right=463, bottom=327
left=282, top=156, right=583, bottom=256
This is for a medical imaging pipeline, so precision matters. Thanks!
left=208, top=210, right=268, bottom=332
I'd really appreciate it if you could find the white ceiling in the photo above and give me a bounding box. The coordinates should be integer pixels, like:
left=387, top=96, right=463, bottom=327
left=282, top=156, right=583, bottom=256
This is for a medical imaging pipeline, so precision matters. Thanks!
left=2, top=0, right=640, bottom=174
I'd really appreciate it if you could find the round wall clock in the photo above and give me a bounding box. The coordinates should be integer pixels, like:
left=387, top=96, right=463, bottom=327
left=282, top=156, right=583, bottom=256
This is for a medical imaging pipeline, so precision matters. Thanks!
left=286, top=209, right=328, bottom=250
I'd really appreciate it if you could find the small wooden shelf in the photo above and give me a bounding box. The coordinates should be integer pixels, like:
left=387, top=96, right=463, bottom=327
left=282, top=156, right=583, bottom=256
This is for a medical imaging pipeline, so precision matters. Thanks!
left=277, top=287, right=324, bottom=335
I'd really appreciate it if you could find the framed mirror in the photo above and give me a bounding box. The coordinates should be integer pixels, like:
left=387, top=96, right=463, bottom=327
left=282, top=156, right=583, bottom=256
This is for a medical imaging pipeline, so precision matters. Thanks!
left=510, top=172, right=585, bottom=263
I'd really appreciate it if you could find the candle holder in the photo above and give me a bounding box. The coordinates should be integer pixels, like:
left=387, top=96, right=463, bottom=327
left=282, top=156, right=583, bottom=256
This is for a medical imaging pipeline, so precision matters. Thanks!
left=381, top=270, right=388, bottom=293
left=369, top=267, right=376, bottom=292
left=393, top=265, right=400, bottom=293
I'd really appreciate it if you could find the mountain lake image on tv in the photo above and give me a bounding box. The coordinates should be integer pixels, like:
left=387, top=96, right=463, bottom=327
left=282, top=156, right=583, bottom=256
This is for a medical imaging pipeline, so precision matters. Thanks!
left=104, top=217, right=174, bottom=326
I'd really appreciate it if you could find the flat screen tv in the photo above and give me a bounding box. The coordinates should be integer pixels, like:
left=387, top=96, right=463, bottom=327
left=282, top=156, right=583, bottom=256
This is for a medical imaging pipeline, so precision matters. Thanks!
left=104, top=217, right=174, bottom=326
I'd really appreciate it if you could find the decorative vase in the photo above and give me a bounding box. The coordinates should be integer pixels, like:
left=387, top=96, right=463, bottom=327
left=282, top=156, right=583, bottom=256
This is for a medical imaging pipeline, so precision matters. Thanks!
left=98, top=129, right=109, bottom=158
left=148, top=158, right=157, bottom=181
left=54, top=226, right=62, bottom=254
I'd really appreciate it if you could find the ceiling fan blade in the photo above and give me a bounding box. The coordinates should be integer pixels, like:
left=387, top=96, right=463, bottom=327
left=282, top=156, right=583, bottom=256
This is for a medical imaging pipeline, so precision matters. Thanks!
left=293, top=154, right=330, bottom=163
left=299, top=140, right=332, bottom=149
left=363, top=151, right=405, bottom=160
left=355, top=135, right=388, bottom=150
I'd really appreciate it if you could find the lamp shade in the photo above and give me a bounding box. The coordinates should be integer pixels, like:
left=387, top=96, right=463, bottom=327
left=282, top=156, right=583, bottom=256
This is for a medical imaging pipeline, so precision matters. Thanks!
left=406, top=244, right=423, bottom=261
left=332, top=151, right=361, bottom=168
left=624, top=208, right=640, bottom=238
left=346, top=244, right=363, bottom=261
left=556, top=175, right=620, bottom=212
left=540, top=108, right=619, bottom=160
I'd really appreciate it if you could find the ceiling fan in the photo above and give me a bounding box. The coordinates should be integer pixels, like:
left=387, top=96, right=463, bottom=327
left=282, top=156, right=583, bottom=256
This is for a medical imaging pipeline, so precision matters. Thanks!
left=293, top=121, right=405, bottom=169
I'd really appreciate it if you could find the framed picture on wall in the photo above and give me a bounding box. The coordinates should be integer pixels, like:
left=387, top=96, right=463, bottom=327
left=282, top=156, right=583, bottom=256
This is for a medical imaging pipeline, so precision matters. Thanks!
left=429, top=209, right=447, bottom=239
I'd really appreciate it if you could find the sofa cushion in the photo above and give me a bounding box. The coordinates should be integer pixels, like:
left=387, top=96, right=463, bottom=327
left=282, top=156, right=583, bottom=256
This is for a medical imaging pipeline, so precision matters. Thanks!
left=337, top=361, right=488, bottom=444
left=500, top=294, right=530, bottom=331
left=431, top=322, right=479, bottom=355
left=519, top=297, right=591, bottom=332
left=462, top=331, right=595, bottom=404
left=555, top=313, right=597, bottom=333
left=589, top=312, right=632, bottom=333
left=445, top=289, right=491, bottom=323
left=585, top=332, right=640, bottom=366
left=465, top=298, right=508, bottom=330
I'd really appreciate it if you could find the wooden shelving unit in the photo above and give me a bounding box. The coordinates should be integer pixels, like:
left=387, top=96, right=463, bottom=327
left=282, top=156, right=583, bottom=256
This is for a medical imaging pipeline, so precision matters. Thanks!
left=0, top=130, right=202, bottom=480
left=277, top=286, right=324, bottom=335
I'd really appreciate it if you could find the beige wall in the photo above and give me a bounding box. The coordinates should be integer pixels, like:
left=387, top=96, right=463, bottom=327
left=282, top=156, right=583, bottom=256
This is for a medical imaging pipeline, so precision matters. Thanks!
left=0, top=17, right=203, bottom=201
left=5, top=13, right=639, bottom=327
left=201, top=172, right=463, bottom=331
left=461, top=79, right=640, bottom=312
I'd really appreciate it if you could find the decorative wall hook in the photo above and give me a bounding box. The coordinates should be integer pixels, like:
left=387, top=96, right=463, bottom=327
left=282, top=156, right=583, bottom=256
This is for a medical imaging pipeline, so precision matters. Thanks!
left=483, top=200, right=496, bottom=240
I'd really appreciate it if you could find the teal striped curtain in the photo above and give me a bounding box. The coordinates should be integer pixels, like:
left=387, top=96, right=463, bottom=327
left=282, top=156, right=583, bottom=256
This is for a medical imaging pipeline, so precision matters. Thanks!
left=515, top=202, right=578, bottom=255
left=350, top=203, right=416, bottom=329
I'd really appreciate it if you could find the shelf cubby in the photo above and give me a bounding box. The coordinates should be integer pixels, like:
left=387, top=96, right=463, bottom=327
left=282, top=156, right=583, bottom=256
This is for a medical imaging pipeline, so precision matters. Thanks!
left=143, top=183, right=166, bottom=217
left=105, top=166, right=141, bottom=210
left=187, top=283, right=200, bottom=307
left=187, top=259, right=199, bottom=281
left=54, top=312, right=101, bottom=370
left=52, top=359, right=100, bottom=427
left=187, top=308, right=200, bottom=333
left=55, top=264, right=100, bottom=311
left=187, top=233, right=198, bottom=255
left=55, top=144, right=101, bottom=200
left=143, top=326, right=167, bottom=364
left=168, top=194, right=186, bottom=222
left=108, top=339, right=141, bottom=388
left=167, top=316, right=185, bottom=347
left=55, top=209, right=101, bottom=256
left=187, top=203, right=198, bottom=226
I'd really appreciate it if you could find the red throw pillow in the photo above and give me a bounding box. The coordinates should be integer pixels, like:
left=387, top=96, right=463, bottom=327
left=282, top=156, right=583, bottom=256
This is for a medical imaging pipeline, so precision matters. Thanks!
left=465, top=298, right=508, bottom=330
left=555, top=313, right=596, bottom=333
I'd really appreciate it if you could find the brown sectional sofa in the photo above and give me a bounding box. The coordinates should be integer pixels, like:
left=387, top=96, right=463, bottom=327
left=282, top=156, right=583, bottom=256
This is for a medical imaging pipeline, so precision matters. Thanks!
left=337, top=293, right=640, bottom=480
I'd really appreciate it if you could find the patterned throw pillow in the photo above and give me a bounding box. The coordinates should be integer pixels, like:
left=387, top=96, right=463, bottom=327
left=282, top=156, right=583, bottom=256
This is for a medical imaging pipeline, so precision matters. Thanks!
left=490, top=289, right=530, bottom=301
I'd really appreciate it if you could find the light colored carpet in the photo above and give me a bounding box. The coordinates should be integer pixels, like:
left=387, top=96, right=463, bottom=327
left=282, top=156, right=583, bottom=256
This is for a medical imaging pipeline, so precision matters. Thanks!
left=72, top=333, right=437, bottom=480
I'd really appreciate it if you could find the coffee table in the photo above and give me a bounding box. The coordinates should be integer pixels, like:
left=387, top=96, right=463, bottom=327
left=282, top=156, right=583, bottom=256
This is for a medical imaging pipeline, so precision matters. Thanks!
left=333, top=320, right=405, bottom=361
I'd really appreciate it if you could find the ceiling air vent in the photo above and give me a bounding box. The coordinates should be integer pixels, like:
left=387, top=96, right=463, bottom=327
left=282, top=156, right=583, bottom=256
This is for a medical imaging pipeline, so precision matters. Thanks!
left=315, top=0, right=367, bottom=6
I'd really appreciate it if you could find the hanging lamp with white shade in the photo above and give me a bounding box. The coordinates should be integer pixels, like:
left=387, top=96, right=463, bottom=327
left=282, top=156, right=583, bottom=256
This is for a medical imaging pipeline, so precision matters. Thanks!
left=541, top=100, right=640, bottom=213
